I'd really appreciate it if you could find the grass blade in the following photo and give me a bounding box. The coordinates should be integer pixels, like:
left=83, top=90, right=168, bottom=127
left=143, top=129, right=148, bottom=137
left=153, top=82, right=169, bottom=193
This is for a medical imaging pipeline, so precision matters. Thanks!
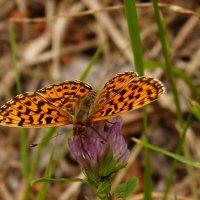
left=124, top=1, right=151, bottom=199
left=151, top=1, right=187, bottom=199
left=80, top=46, right=102, bottom=82
left=124, top=0, right=143, bottom=76
left=132, top=138, right=200, bottom=168
left=30, top=128, right=56, bottom=177
left=36, top=144, right=56, bottom=200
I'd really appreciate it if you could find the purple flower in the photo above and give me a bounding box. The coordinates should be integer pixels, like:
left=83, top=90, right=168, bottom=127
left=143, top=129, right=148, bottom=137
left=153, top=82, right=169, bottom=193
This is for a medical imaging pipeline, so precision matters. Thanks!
left=68, top=116, right=130, bottom=181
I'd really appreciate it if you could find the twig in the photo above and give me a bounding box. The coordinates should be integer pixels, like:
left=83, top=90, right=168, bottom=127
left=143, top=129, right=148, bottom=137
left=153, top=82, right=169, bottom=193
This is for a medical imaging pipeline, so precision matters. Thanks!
left=10, top=3, right=199, bottom=23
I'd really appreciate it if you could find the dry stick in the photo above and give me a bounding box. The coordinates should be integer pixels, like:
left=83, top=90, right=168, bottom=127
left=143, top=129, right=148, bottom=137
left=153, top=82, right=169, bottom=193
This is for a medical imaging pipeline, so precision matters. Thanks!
left=0, top=183, right=14, bottom=200
left=0, top=1, right=15, bottom=19
left=170, top=169, right=200, bottom=195
left=172, top=16, right=199, bottom=59
left=21, top=31, right=52, bottom=63
left=11, top=3, right=198, bottom=23
left=23, top=39, right=98, bottom=66
left=188, top=47, right=200, bottom=74
left=9, top=2, right=198, bottom=70
left=83, top=0, right=133, bottom=63
left=51, top=2, right=84, bottom=80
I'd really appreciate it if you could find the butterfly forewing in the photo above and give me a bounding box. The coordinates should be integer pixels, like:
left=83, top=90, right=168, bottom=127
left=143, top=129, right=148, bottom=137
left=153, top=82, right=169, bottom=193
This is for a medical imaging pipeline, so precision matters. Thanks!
left=94, top=72, right=138, bottom=109
left=90, top=76, right=165, bottom=121
left=0, top=92, right=71, bottom=127
left=37, top=80, right=92, bottom=115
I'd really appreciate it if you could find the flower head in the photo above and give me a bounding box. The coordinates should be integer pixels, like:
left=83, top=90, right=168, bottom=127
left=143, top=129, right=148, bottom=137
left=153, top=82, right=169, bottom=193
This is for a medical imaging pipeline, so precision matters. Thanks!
left=68, top=116, right=129, bottom=182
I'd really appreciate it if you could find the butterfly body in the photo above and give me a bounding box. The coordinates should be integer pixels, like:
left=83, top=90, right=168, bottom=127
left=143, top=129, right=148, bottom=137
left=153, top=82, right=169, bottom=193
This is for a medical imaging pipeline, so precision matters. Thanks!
left=0, top=72, right=165, bottom=135
left=74, top=90, right=97, bottom=123
left=73, top=90, right=97, bottom=135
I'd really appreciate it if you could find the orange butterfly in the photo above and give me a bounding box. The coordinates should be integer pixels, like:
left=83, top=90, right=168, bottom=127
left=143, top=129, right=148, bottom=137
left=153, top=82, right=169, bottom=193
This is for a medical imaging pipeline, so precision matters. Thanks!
left=0, top=72, right=165, bottom=135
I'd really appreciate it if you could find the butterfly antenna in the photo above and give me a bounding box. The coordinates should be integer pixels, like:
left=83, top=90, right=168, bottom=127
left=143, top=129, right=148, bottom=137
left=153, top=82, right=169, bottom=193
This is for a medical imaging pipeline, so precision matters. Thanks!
left=29, top=143, right=39, bottom=148
left=29, top=132, right=65, bottom=148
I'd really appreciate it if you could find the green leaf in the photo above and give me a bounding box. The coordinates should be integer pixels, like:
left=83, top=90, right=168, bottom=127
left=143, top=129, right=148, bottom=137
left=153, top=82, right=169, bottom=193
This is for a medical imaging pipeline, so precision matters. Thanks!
left=113, top=176, right=138, bottom=200
left=99, top=147, right=126, bottom=178
left=133, top=138, right=200, bottom=168
left=97, top=181, right=111, bottom=193
left=190, top=100, right=200, bottom=120
left=79, top=46, right=102, bottom=82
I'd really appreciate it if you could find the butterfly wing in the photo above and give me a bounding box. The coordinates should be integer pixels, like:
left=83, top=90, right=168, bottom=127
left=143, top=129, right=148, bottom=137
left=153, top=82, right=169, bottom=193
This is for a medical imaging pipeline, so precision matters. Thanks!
left=94, top=72, right=138, bottom=109
left=0, top=81, right=93, bottom=128
left=90, top=75, right=165, bottom=121
left=0, top=92, right=71, bottom=127
left=37, top=80, right=93, bottom=115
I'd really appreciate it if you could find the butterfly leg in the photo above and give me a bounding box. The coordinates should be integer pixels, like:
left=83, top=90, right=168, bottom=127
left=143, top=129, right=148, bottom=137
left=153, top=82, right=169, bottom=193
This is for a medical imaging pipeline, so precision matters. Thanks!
left=88, top=125, right=106, bottom=144
left=79, top=134, right=93, bottom=160
left=105, top=119, right=116, bottom=125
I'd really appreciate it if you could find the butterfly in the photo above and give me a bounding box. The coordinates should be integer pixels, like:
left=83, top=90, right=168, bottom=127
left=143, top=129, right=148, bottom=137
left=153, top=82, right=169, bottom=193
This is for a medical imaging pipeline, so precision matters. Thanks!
left=0, top=72, right=165, bottom=135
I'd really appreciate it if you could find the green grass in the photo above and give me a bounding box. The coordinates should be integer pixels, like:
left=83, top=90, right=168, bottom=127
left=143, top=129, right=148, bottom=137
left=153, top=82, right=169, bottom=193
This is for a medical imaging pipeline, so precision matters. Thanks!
left=133, top=137, right=200, bottom=169
left=150, top=1, right=193, bottom=199
left=124, top=1, right=152, bottom=199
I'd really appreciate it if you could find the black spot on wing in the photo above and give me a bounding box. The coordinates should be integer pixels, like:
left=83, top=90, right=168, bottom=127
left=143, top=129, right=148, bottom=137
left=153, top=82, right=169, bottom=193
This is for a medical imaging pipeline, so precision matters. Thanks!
left=131, top=85, right=139, bottom=91
left=24, top=100, right=32, bottom=106
left=80, top=88, right=86, bottom=93
left=38, top=101, right=45, bottom=107
left=45, top=117, right=53, bottom=124
left=147, top=89, right=152, bottom=95
left=18, top=118, right=25, bottom=126
left=105, top=108, right=113, bottom=116
left=17, top=105, right=23, bottom=110
left=135, top=94, right=140, bottom=99
left=38, top=114, right=45, bottom=124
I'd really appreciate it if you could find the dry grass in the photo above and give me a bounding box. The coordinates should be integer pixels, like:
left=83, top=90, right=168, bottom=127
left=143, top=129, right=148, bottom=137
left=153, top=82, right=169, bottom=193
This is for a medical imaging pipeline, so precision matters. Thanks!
left=0, top=0, right=199, bottom=199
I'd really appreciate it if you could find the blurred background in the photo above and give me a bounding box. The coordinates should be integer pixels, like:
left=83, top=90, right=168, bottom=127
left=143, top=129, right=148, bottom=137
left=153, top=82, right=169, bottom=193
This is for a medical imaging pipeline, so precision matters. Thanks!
left=0, top=0, right=200, bottom=199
